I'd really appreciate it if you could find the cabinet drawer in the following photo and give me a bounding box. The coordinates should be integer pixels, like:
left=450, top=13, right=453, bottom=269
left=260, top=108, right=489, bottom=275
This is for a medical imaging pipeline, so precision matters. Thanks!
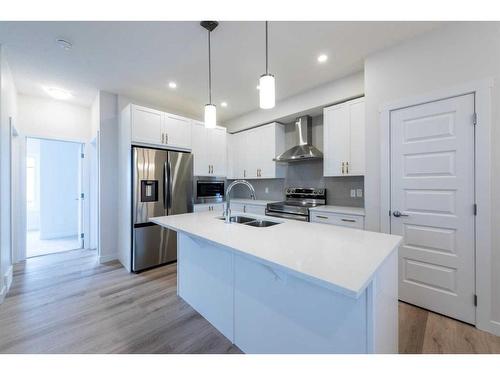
left=311, top=212, right=364, bottom=229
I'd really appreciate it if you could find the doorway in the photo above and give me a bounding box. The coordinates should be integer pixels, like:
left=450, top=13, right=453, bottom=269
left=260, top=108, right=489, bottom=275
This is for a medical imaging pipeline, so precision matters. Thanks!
left=25, top=137, right=84, bottom=258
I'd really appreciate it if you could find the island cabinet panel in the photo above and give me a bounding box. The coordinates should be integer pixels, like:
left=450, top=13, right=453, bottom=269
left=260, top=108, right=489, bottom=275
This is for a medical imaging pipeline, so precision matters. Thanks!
left=177, top=234, right=234, bottom=340
left=233, top=254, right=368, bottom=354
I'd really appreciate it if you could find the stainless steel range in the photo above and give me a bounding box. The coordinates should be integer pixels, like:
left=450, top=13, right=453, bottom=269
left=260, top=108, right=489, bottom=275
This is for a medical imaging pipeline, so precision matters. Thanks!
left=265, top=187, right=326, bottom=222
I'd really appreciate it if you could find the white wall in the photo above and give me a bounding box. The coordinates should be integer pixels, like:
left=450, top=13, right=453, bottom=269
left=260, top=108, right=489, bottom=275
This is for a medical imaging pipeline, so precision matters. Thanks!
left=98, top=91, right=119, bottom=263
left=17, top=94, right=91, bottom=142
left=0, top=45, right=17, bottom=301
left=225, top=72, right=364, bottom=133
left=364, top=22, right=500, bottom=329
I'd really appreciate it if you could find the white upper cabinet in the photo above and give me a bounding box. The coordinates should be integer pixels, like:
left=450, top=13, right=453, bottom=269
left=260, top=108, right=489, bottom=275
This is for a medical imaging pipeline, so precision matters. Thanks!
left=323, top=97, right=365, bottom=176
left=128, top=104, right=192, bottom=150
left=131, top=105, right=163, bottom=145
left=192, top=121, right=227, bottom=177
left=163, top=113, right=192, bottom=150
left=228, top=122, right=285, bottom=179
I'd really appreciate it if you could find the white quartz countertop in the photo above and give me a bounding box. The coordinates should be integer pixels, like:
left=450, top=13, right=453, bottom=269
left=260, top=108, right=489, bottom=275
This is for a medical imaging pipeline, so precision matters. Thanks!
left=151, top=211, right=401, bottom=298
left=309, top=205, right=366, bottom=216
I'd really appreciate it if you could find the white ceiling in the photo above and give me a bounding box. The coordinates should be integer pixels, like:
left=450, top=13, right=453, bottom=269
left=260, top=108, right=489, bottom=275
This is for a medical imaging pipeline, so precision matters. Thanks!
left=0, top=21, right=444, bottom=122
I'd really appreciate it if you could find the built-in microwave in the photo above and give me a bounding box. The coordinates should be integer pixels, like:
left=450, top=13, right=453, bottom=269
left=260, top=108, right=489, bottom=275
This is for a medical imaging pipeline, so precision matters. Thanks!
left=194, top=177, right=225, bottom=204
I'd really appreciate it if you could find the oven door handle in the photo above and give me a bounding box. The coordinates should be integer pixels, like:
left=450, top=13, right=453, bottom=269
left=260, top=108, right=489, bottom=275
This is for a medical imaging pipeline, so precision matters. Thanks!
left=265, top=209, right=309, bottom=222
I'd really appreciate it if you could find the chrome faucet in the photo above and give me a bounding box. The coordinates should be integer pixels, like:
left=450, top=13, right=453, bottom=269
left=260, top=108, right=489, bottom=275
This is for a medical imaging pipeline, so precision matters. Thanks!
left=224, top=180, right=256, bottom=223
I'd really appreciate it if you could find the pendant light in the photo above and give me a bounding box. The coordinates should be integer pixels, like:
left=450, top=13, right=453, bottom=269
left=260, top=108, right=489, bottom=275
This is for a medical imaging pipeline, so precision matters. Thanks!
left=259, top=21, right=275, bottom=109
left=201, top=21, right=218, bottom=128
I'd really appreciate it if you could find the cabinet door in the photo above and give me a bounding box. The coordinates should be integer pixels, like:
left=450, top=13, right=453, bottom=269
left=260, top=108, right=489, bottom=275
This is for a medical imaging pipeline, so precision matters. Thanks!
left=323, top=104, right=349, bottom=176
left=192, top=121, right=210, bottom=176
left=227, top=134, right=236, bottom=179
left=163, top=113, right=192, bottom=150
left=347, top=99, right=365, bottom=176
left=209, top=127, right=227, bottom=177
left=256, top=124, right=275, bottom=178
left=234, top=132, right=248, bottom=179
left=243, top=128, right=259, bottom=179
left=131, top=105, right=163, bottom=145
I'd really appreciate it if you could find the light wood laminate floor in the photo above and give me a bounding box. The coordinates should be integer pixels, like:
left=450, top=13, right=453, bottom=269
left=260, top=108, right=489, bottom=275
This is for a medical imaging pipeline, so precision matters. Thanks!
left=1, top=249, right=499, bottom=354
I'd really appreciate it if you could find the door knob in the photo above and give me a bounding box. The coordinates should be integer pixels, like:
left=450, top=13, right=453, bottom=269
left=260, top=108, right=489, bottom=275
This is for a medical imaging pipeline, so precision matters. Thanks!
left=393, top=210, right=409, bottom=217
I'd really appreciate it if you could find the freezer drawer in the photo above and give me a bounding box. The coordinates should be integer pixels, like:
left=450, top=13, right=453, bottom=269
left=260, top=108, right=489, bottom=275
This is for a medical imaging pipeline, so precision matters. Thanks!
left=132, top=224, right=177, bottom=272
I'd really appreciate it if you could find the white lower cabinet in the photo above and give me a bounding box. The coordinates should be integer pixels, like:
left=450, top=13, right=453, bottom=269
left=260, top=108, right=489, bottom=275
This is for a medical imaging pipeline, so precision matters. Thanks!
left=193, top=203, right=225, bottom=214
left=310, top=211, right=365, bottom=229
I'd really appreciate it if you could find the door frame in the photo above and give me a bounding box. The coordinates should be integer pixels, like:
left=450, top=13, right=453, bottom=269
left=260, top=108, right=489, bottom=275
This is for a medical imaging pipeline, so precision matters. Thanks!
left=379, top=78, right=495, bottom=335
left=16, top=134, right=91, bottom=261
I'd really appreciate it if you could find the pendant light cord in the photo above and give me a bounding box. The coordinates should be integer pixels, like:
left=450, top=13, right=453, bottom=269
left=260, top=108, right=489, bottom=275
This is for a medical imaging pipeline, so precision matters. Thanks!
left=265, top=21, right=269, bottom=75
left=208, top=30, right=212, bottom=105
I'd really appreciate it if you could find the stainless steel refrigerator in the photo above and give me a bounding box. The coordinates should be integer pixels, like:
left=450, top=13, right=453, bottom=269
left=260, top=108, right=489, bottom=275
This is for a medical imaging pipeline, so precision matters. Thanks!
left=132, top=146, right=193, bottom=272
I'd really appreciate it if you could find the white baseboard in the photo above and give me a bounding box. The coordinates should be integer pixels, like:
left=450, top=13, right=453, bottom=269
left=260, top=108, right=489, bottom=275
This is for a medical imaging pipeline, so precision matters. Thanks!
left=98, top=252, right=118, bottom=263
left=487, top=320, right=500, bottom=337
left=0, top=265, right=13, bottom=304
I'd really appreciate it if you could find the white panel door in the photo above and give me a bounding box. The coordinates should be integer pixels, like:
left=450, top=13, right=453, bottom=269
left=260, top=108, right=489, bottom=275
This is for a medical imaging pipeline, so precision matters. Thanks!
left=390, top=93, right=475, bottom=324
left=163, top=113, right=192, bottom=149
left=131, top=105, right=163, bottom=145
left=243, top=128, right=259, bottom=179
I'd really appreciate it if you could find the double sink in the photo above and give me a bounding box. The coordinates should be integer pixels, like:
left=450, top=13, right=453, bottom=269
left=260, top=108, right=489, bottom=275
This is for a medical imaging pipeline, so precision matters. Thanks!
left=217, top=215, right=281, bottom=228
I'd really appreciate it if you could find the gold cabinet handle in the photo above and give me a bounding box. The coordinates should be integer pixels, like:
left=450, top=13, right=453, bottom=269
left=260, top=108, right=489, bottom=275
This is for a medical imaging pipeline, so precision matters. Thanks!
left=244, top=169, right=246, bottom=178
left=346, top=161, right=349, bottom=174
left=165, top=133, right=168, bottom=144
left=316, top=215, right=329, bottom=219
left=161, top=133, right=165, bottom=144
left=341, top=162, right=345, bottom=174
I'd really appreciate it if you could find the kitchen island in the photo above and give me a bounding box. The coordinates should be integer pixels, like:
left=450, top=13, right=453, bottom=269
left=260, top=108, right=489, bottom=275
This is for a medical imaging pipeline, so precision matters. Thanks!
left=151, top=211, right=402, bottom=354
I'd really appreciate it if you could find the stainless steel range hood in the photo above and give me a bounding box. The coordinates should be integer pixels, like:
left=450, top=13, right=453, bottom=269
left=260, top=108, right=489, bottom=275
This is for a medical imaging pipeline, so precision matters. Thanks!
left=274, top=115, right=323, bottom=162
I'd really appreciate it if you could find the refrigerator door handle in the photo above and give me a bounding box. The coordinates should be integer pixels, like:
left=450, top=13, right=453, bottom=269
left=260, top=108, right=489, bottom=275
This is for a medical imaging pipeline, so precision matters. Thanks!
left=163, top=161, right=168, bottom=210
left=167, top=158, right=173, bottom=213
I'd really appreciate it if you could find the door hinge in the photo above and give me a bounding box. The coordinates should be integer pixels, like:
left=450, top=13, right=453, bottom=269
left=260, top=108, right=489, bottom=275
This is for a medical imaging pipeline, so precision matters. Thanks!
left=472, top=112, right=477, bottom=126
left=80, top=193, right=85, bottom=199
left=80, top=233, right=84, bottom=239
left=473, top=203, right=477, bottom=216
left=474, top=294, right=478, bottom=306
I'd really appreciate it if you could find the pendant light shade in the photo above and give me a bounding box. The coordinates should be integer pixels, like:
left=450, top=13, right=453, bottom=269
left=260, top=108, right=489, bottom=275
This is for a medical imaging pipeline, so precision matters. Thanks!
left=259, top=21, right=275, bottom=109
left=201, top=21, right=219, bottom=128
left=259, top=74, right=275, bottom=109
left=204, top=103, right=216, bottom=128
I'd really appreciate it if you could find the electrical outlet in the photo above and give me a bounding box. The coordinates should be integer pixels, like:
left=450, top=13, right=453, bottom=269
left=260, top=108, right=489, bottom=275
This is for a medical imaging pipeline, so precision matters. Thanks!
left=356, top=189, right=363, bottom=198
left=350, top=189, right=356, bottom=198
left=265, top=187, right=269, bottom=194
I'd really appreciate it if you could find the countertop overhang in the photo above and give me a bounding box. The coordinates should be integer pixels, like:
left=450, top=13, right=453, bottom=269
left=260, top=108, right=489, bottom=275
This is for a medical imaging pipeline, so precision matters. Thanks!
left=151, top=211, right=401, bottom=298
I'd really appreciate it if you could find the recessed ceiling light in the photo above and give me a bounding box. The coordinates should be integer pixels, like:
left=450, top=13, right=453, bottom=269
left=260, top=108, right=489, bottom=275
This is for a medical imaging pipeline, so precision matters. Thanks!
left=43, top=86, right=73, bottom=100
left=221, top=101, right=228, bottom=107
left=56, top=38, right=73, bottom=51
left=168, top=81, right=177, bottom=89
left=317, top=54, right=328, bottom=63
